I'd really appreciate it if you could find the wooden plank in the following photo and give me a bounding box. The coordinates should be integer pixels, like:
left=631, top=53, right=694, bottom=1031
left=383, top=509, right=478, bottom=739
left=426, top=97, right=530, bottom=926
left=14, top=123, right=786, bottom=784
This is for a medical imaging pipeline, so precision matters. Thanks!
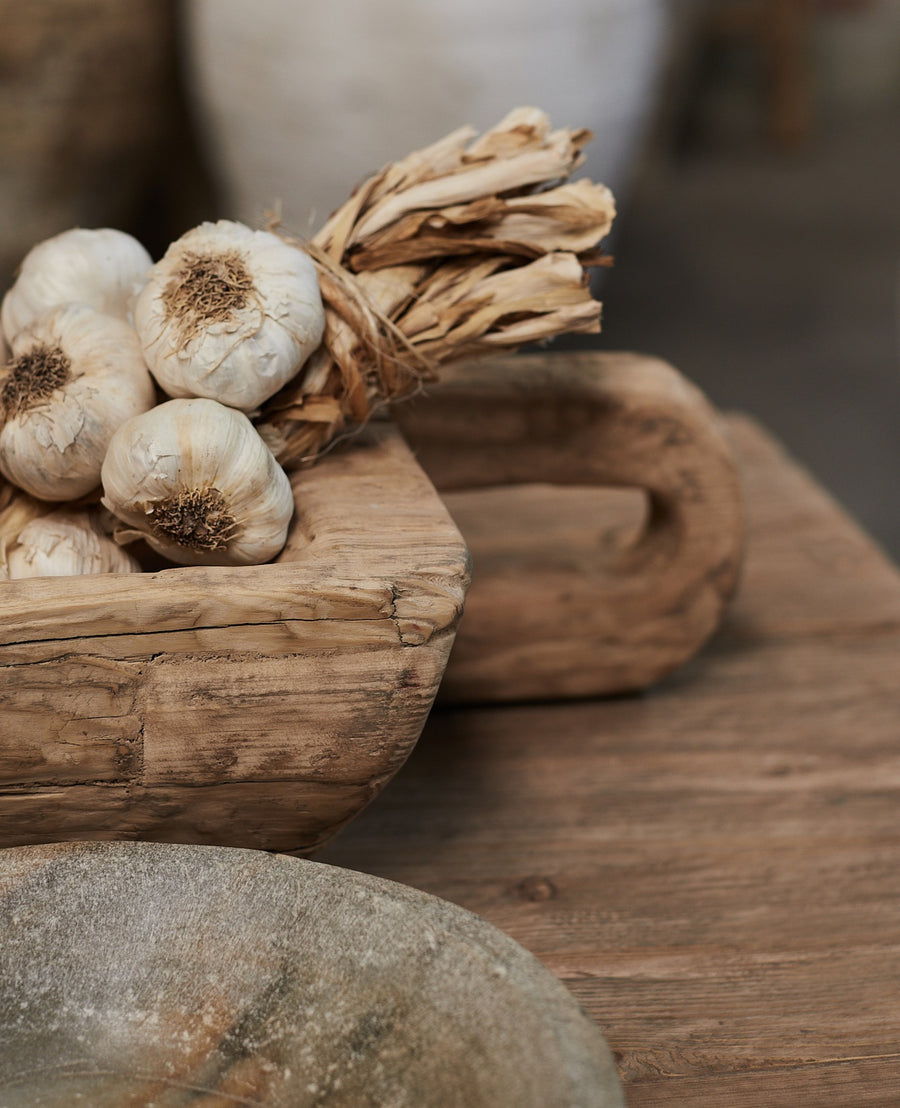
left=320, top=416, right=900, bottom=1105
left=625, top=1057, right=900, bottom=1108
left=723, top=414, right=900, bottom=636
left=140, top=634, right=452, bottom=786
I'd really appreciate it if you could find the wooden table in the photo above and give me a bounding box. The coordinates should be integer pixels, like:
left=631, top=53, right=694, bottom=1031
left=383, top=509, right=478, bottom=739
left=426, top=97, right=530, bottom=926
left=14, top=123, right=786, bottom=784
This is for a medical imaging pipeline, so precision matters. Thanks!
left=320, top=414, right=900, bottom=1106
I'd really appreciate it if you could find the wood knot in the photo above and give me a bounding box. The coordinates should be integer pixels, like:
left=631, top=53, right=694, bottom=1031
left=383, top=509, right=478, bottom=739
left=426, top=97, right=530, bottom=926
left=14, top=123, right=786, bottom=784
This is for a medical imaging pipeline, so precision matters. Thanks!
left=515, top=875, right=558, bottom=902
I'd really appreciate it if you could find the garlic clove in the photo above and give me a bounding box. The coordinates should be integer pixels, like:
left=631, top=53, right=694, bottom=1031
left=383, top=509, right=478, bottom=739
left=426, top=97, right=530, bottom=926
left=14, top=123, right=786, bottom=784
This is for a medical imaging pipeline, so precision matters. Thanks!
left=1, top=227, right=153, bottom=341
left=5, top=507, right=142, bottom=579
left=100, top=396, right=295, bottom=567
left=0, top=303, right=157, bottom=501
left=132, top=219, right=325, bottom=412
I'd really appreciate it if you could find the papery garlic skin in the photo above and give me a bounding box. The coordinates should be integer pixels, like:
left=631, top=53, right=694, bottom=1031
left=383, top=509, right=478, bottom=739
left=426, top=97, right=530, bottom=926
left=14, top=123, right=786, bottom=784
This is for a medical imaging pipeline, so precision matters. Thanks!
left=0, top=485, right=50, bottom=579
left=0, top=303, right=157, bottom=501
left=1, top=228, right=153, bottom=342
left=101, top=397, right=295, bottom=566
left=132, top=220, right=325, bottom=412
left=5, top=509, right=141, bottom=579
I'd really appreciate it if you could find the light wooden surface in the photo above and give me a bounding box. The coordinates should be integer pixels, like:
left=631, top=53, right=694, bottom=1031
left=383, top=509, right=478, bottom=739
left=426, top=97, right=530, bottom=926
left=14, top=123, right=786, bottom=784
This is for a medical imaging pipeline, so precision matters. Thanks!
left=0, top=423, right=469, bottom=854
left=320, top=413, right=900, bottom=1106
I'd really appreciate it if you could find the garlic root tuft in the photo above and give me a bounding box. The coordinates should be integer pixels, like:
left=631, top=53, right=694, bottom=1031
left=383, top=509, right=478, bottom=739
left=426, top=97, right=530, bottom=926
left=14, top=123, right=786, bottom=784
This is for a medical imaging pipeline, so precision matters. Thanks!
left=1, top=344, right=71, bottom=419
left=147, top=486, right=239, bottom=552
left=160, top=249, right=257, bottom=345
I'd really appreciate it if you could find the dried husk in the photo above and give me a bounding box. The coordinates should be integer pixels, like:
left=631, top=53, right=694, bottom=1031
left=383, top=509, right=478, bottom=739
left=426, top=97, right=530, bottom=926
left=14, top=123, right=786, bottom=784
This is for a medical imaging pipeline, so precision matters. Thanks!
left=257, top=107, right=615, bottom=465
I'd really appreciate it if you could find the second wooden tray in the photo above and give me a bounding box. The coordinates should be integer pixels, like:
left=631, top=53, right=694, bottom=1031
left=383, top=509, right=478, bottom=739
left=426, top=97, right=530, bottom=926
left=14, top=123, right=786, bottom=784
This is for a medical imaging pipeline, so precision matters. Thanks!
left=394, top=351, right=744, bottom=703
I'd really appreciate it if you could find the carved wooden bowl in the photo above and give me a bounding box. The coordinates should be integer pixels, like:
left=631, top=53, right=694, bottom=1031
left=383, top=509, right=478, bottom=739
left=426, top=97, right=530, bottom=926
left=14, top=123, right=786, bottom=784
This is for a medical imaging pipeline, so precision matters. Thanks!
left=0, top=841, right=624, bottom=1107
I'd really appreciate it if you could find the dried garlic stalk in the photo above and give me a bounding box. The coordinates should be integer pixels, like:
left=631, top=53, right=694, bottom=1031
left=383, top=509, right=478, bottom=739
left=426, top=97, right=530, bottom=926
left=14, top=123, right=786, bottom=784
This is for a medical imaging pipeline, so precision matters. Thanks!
left=258, top=107, right=615, bottom=465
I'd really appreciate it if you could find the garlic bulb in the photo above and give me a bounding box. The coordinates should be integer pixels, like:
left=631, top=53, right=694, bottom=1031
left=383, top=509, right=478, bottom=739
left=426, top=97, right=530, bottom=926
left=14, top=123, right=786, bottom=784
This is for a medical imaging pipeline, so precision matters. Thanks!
left=132, top=219, right=325, bottom=412
left=101, top=397, right=295, bottom=566
left=1, top=228, right=153, bottom=342
left=5, top=508, right=141, bottom=579
left=0, top=485, right=50, bottom=579
left=0, top=303, right=157, bottom=501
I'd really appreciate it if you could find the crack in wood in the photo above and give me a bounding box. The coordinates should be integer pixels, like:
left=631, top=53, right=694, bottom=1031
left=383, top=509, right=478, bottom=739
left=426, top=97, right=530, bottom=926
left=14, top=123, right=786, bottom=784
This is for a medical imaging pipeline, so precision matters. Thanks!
left=0, top=613, right=408, bottom=654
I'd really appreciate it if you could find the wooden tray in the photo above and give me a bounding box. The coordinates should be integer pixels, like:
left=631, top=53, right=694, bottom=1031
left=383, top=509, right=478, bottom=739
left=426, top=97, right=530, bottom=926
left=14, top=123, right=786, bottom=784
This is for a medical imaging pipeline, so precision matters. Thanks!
left=394, top=351, right=745, bottom=702
left=0, top=423, right=469, bottom=854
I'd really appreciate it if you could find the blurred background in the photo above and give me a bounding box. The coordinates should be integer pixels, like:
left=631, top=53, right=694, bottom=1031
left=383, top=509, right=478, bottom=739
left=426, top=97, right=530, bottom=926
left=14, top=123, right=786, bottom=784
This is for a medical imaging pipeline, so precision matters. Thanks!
left=1, top=0, right=898, bottom=554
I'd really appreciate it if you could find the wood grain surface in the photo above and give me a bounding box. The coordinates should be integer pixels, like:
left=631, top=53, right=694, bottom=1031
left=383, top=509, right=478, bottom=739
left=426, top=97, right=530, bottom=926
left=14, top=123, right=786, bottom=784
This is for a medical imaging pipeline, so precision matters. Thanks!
left=320, top=414, right=900, bottom=1106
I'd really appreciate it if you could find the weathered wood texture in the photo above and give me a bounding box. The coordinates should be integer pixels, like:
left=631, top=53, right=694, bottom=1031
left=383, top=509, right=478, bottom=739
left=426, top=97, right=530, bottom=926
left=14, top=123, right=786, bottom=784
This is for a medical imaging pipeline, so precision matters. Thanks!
left=320, top=414, right=900, bottom=1106
left=393, top=352, right=744, bottom=701
left=0, top=423, right=469, bottom=854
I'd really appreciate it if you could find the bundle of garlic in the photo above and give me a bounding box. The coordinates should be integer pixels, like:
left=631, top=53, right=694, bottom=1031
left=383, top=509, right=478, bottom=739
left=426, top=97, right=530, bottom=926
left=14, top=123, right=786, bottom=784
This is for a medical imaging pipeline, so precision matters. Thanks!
left=258, top=105, right=616, bottom=464
left=0, top=106, right=616, bottom=575
left=0, top=224, right=313, bottom=572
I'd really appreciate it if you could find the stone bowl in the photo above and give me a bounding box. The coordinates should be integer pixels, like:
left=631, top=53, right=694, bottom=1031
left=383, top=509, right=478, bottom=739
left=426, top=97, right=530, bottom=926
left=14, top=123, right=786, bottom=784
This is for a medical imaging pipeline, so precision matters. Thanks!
left=0, top=841, right=624, bottom=1107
